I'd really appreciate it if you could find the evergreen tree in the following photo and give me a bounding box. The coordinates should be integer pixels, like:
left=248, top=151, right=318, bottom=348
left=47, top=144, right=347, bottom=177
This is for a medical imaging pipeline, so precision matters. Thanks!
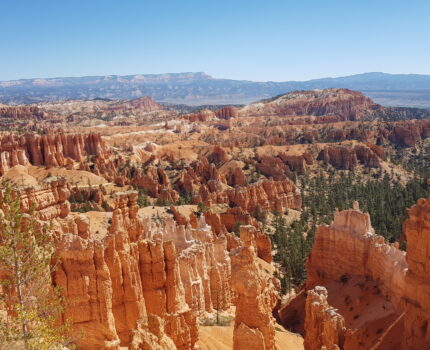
left=0, top=184, right=72, bottom=350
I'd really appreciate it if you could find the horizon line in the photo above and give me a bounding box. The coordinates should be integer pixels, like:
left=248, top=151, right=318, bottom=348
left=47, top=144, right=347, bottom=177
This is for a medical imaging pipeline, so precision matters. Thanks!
left=2, top=71, right=430, bottom=84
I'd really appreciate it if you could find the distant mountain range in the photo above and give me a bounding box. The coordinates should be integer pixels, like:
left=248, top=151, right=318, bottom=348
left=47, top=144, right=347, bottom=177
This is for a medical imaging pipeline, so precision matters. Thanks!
left=1, top=72, right=430, bottom=108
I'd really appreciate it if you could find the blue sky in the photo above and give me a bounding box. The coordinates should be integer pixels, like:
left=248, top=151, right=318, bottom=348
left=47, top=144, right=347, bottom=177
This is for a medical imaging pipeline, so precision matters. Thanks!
left=1, top=0, right=429, bottom=81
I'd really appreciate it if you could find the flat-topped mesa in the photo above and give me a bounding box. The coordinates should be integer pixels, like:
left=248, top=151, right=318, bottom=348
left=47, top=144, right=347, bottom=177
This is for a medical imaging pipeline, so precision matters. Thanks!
left=231, top=225, right=279, bottom=350
left=304, top=287, right=346, bottom=350
left=403, top=197, right=430, bottom=350
left=0, top=132, right=110, bottom=174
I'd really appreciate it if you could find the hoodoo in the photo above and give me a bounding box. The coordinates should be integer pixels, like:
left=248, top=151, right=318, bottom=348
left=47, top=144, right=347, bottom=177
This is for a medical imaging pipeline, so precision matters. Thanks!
left=1, top=85, right=430, bottom=350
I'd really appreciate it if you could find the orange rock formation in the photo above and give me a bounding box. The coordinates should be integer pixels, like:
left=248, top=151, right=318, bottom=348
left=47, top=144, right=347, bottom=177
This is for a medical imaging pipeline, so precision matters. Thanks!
left=53, top=191, right=238, bottom=349
left=0, top=133, right=109, bottom=174
left=231, top=225, right=279, bottom=350
left=288, top=200, right=430, bottom=350
left=403, top=197, right=430, bottom=350
left=304, top=286, right=346, bottom=350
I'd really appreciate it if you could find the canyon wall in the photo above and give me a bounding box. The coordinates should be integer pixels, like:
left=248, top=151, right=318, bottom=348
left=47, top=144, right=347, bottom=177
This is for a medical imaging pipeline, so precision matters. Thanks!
left=317, top=143, right=383, bottom=170
left=0, top=133, right=109, bottom=174
left=199, top=178, right=301, bottom=214
left=306, top=203, right=407, bottom=308
left=297, top=199, right=430, bottom=350
left=402, top=197, right=430, bottom=350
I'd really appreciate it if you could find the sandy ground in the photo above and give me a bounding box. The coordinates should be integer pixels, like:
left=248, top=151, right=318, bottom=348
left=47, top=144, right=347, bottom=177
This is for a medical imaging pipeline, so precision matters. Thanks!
left=197, top=325, right=304, bottom=350
left=325, top=278, right=403, bottom=349
left=138, top=204, right=198, bottom=220
left=1, top=165, right=107, bottom=187
left=86, top=211, right=112, bottom=239
left=29, top=166, right=107, bottom=186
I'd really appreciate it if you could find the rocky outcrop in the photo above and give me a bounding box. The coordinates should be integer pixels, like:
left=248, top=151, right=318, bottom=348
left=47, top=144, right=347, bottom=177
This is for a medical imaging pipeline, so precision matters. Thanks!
left=292, top=203, right=412, bottom=349
left=106, top=96, right=162, bottom=112
left=215, top=107, right=238, bottom=120
left=304, top=287, right=346, bottom=350
left=389, top=125, right=421, bottom=147
left=403, top=197, right=430, bottom=350
left=17, top=177, right=70, bottom=220
left=199, top=179, right=301, bottom=214
left=279, top=152, right=314, bottom=174
left=354, top=144, right=383, bottom=167
left=317, top=143, right=383, bottom=170
left=231, top=225, right=279, bottom=350
left=306, top=203, right=407, bottom=307
left=256, top=155, right=291, bottom=180
left=225, top=165, right=247, bottom=187
left=53, top=191, right=235, bottom=349
left=0, top=132, right=109, bottom=173
left=241, top=88, right=380, bottom=121
left=0, top=105, right=45, bottom=119
left=256, top=152, right=314, bottom=178
left=317, top=146, right=357, bottom=170
left=182, top=110, right=215, bottom=123
left=218, top=207, right=258, bottom=233
left=129, top=166, right=179, bottom=202
left=206, top=145, right=230, bottom=166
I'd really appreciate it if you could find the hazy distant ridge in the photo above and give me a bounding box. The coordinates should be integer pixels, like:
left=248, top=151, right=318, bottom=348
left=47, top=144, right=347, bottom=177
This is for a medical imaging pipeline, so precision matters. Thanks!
left=1, top=72, right=430, bottom=108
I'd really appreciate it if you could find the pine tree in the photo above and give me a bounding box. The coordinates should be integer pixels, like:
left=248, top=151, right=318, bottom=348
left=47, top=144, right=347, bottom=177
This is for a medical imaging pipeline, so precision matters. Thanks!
left=0, top=183, right=72, bottom=350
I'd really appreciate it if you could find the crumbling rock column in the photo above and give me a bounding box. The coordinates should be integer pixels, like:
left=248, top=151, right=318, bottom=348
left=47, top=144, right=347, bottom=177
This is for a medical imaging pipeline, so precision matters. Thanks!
left=231, top=225, right=279, bottom=350
left=304, top=286, right=345, bottom=350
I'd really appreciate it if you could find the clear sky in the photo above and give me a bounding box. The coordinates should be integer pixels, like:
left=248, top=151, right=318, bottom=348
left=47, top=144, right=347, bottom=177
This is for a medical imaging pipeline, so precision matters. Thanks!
left=1, top=0, right=429, bottom=82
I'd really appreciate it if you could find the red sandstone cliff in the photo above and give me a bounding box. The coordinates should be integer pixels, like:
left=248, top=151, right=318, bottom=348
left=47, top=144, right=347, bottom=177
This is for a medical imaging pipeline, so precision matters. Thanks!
left=198, top=178, right=301, bottom=214
left=0, top=132, right=109, bottom=174
left=317, top=143, right=384, bottom=170
left=284, top=202, right=430, bottom=349
left=402, top=197, right=430, bottom=350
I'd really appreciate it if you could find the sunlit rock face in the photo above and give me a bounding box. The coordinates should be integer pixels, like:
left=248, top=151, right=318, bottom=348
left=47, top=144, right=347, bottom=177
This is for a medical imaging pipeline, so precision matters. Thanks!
left=306, top=203, right=407, bottom=306
left=403, top=197, right=430, bottom=350
left=277, top=197, right=430, bottom=350
left=53, top=191, right=236, bottom=349
left=240, top=88, right=380, bottom=120
left=231, top=225, right=279, bottom=350
left=304, top=286, right=345, bottom=350
left=0, top=132, right=109, bottom=174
